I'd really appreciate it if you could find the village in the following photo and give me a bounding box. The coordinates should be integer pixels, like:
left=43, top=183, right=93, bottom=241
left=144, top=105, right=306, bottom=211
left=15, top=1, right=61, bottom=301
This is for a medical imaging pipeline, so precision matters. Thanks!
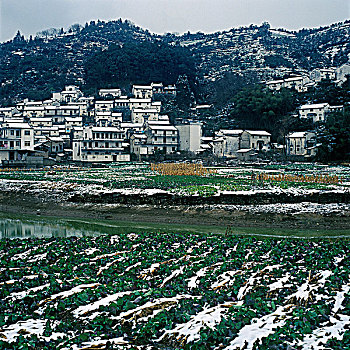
left=0, top=64, right=348, bottom=168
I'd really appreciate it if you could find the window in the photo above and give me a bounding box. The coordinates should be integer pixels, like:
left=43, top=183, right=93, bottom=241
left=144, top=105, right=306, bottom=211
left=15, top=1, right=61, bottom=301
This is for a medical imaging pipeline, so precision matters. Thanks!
left=10, top=130, right=14, bottom=136
left=95, top=142, right=98, bottom=147
left=16, top=141, right=20, bottom=147
left=24, top=141, right=30, bottom=147
left=24, top=130, right=30, bottom=136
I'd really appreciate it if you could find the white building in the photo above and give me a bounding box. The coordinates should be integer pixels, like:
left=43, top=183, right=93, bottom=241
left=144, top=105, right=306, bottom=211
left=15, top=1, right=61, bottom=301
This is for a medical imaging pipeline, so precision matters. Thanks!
left=283, top=77, right=306, bottom=92
left=266, top=79, right=284, bottom=91
left=310, top=68, right=337, bottom=82
left=0, top=122, right=34, bottom=162
left=52, top=85, right=83, bottom=103
left=129, top=98, right=152, bottom=111
left=65, top=117, right=83, bottom=133
left=0, top=107, right=18, bottom=118
left=286, top=131, right=317, bottom=157
left=240, top=130, right=271, bottom=151
left=33, top=126, right=60, bottom=139
left=266, top=76, right=307, bottom=92
left=138, top=124, right=179, bottom=155
left=72, top=126, right=129, bottom=162
left=114, top=97, right=130, bottom=109
left=215, top=129, right=243, bottom=158
left=132, top=85, right=153, bottom=99
left=298, top=103, right=330, bottom=123
left=96, top=112, right=122, bottom=127
left=29, top=117, right=53, bottom=128
left=176, top=122, right=202, bottom=153
left=99, top=88, right=121, bottom=98
left=131, top=108, right=159, bottom=124
left=95, top=100, right=114, bottom=112
left=23, top=106, right=45, bottom=118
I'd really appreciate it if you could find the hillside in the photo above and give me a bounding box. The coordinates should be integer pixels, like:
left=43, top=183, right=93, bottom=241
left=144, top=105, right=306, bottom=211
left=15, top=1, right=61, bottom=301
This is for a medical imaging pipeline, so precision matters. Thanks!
left=0, top=19, right=350, bottom=105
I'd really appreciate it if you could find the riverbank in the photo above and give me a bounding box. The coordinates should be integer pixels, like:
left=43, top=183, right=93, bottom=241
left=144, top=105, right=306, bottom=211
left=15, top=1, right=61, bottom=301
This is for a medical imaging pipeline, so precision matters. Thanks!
left=1, top=186, right=350, bottom=232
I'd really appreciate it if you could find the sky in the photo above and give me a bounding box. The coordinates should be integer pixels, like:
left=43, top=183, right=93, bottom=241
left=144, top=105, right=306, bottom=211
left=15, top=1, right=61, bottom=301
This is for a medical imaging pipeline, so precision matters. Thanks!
left=1, top=0, right=349, bottom=42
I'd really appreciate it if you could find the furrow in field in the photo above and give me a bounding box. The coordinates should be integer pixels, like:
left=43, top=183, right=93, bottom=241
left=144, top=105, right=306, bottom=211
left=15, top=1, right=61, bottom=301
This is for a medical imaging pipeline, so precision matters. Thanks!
left=157, top=302, right=236, bottom=345
left=73, top=290, right=144, bottom=319
left=222, top=305, right=295, bottom=350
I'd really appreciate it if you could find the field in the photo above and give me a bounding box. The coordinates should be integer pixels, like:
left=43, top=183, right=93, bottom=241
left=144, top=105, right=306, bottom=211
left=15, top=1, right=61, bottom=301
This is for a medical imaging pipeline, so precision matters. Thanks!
left=0, top=162, right=349, bottom=198
left=1, top=230, right=350, bottom=349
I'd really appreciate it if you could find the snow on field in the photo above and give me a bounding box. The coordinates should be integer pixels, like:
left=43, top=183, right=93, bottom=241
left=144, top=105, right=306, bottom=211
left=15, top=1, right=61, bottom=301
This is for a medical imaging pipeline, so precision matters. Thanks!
left=160, top=266, right=185, bottom=287
left=222, top=305, right=294, bottom=350
left=211, top=270, right=241, bottom=290
left=0, top=319, right=65, bottom=343
left=90, top=251, right=128, bottom=261
left=287, top=270, right=333, bottom=304
left=97, top=257, right=125, bottom=275
left=74, top=290, right=141, bottom=319
left=38, top=283, right=100, bottom=305
left=237, top=264, right=282, bottom=300
left=267, top=273, right=291, bottom=292
left=188, top=262, right=223, bottom=289
left=69, top=337, right=129, bottom=350
left=139, top=263, right=161, bottom=280
left=297, top=315, right=350, bottom=350
left=332, top=284, right=350, bottom=314
left=204, top=202, right=350, bottom=215
left=112, top=295, right=200, bottom=327
left=83, top=247, right=98, bottom=255
left=158, top=302, right=235, bottom=344
left=6, top=283, right=50, bottom=300
left=1, top=223, right=350, bottom=348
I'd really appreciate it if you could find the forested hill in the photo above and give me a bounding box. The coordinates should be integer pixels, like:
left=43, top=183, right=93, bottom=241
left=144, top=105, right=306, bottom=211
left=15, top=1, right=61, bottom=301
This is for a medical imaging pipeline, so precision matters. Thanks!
left=0, top=19, right=350, bottom=105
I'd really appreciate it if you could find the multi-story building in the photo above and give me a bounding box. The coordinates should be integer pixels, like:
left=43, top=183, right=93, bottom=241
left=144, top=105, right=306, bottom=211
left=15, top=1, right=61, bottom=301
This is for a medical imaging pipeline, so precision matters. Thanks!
left=145, top=124, right=178, bottom=154
left=99, top=88, right=121, bottom=98
left=95, top=100, right=114, bottom=112
left=29, top=117, right=53, bottom=128
left=176, top=122, right=202, bottom=153
left=0, top=122, right=34, bottom=162
left=310, top=68, right=337, bottom=82
left=298, top=103, right=330, bottom=123
left=266, top=76, right=307, bottom=92
left=286, top=131, right=317, bottom=158
left=131, top=108, right=159, bottom=124
left=52, top=85, right=83, bottom=103
left=72, top=126, right=129, bottom=162
left=95, top=112, right=122, bottom=127
left=240, top=130, right=271, bottom=150
left=215, top=129, right=243, bottom=158
left=132, top=85, right=153, bottom=99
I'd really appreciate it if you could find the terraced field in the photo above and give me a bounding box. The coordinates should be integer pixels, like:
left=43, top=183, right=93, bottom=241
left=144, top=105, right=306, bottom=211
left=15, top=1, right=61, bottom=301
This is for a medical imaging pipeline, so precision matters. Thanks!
left=1, top=231, right=349, bottom=349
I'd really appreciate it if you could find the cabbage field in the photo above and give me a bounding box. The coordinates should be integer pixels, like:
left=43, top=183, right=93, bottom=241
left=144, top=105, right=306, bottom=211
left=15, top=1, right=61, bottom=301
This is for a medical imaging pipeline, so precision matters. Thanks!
left=1, top=230, right=349, bottom=349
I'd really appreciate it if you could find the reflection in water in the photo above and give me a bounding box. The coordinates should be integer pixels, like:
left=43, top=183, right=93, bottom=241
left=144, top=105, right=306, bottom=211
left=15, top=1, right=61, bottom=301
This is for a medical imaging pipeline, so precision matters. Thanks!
left=0, top=219, right=97, bottom=239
